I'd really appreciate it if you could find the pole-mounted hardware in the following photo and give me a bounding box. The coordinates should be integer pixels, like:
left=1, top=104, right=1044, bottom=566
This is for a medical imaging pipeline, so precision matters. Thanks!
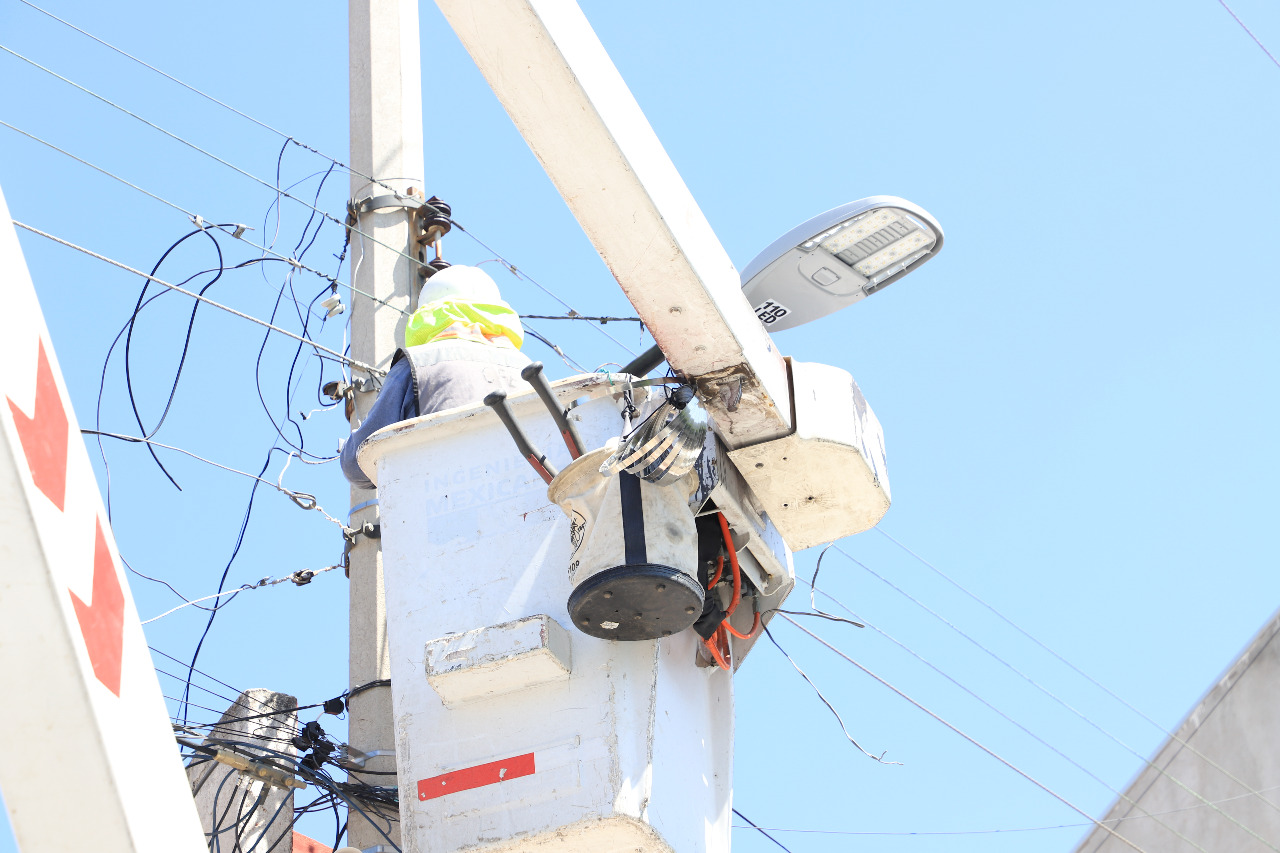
left=337, top=745, right=397, bottom=771
left=210, top=747, right=307, bottom=791
left=343, top=520, right=382, bottom=573
left=414, top=196, right=452, bottom=280
left=324, top=379, right=356, bottom=421
left=344, top=191, right=453, bottom=280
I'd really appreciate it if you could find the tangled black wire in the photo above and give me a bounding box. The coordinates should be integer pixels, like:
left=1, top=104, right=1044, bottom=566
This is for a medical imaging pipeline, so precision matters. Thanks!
left=180, top=734, right=400, bottom=853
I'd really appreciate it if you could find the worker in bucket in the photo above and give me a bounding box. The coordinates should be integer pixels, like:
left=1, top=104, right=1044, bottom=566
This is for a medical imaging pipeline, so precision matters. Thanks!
left=340, top=264, right=531, bottom=490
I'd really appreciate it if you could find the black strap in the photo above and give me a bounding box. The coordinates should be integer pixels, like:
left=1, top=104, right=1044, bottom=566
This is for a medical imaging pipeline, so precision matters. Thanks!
left=619, top=472, right=647, bottom=565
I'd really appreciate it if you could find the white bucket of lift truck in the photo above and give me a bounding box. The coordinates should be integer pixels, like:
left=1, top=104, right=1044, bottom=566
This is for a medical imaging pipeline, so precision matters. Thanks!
left=547, top=445, right=703, bottom=641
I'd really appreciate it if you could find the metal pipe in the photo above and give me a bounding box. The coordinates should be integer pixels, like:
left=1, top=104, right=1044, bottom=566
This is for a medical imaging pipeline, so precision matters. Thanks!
left=621, top=343, right=666, bottom=378
left=521, top=361, right=584, bottom=459
left=484, top=390, right=558, bottom=484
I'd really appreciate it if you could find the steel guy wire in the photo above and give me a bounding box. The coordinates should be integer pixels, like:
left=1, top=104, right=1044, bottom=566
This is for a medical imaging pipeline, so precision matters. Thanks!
left=872, top=527, right=1280, bottom=815
left=11, top=220, right=384, bottom=376
left=775, top=614, right=1152, bottom=853
left=831, top=541, right=1280, bottom=851
left=0, top=119, right=408, bottom=318
left=141, top=566, right=341, bottom=624
left=791, top=570, right=1209, bottom=851
left=0, top=45, right=439, bottom=281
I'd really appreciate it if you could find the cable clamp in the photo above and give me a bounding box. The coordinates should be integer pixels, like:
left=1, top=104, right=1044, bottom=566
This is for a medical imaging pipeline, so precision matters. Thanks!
left=348, top=498, right=380, bottom=517
left=343, top=521, right=381, bottom=543
left=342, top=521, right=382, bottom=572
left=336, top=745, right=396, bottom=771
left=213, top=747, right=307, bottom=790
left=348, top=193, right=425, bottom=219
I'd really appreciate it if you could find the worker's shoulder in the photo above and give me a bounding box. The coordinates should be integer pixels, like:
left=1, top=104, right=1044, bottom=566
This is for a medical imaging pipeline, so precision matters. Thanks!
left=403, top=340, right=533, bottom=368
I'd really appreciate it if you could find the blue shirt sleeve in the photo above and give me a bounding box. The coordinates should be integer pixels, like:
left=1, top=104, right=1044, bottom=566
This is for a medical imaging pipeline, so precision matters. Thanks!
left=340, top=358, right=416, bottom=491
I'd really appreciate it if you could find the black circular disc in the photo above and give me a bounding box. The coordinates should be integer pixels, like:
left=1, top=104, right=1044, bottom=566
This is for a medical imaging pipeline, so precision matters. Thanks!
left=568, top=564, right=705, bottom=641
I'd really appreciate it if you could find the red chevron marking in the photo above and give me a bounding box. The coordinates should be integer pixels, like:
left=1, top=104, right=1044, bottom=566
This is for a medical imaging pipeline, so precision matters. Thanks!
left=6, top=340, right=69, bottom=511
left=70, top=518, right=125, bottom=696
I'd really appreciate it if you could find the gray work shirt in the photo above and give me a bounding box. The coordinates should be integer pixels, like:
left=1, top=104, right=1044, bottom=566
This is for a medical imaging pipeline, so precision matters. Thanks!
left=340, top=339, right=531, bottom=490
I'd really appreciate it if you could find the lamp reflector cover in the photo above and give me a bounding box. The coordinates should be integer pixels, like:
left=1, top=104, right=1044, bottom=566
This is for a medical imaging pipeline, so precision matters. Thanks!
left=740, top=196, right=943, bottom=331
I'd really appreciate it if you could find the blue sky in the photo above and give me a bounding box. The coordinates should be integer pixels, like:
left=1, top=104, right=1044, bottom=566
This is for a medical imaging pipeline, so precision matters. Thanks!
left=1, top=1, right=1279, bottom=851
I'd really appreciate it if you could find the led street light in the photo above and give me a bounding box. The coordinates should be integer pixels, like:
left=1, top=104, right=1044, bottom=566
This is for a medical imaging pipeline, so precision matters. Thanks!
left=740, top=196, right=943, bottom=331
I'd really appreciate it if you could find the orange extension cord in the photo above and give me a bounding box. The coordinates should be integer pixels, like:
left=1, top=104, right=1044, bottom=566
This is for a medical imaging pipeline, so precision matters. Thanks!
left=700, top=512, right=762, bottom=669
left=718, top=512, right=761, bottom=640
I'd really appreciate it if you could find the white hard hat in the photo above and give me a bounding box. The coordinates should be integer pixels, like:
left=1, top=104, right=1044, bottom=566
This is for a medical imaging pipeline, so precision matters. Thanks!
left=416, top=264, right=502, bottom=311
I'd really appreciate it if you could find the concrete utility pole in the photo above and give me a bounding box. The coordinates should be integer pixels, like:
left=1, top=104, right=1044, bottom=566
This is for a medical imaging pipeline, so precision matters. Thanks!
left=186, top=690, right=299, bottom=851
left=347, top=0, right=425, bottom=848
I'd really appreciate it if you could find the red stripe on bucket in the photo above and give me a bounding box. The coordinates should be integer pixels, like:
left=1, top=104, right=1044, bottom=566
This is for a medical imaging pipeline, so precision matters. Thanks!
left=418, top=752, right=536, bottom=801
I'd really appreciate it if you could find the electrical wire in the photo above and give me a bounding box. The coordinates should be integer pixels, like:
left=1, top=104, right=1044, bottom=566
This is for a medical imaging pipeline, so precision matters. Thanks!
left=522, top=314, right=641, bottom=323
left=762, top=625, right=898, bottom=765
left=732, top=783, right=1280, bottom=836
left=522, top=324, right=590, bottom=372
left=6, top=16, right=660, bottom=372
left=15, top=0, right=430, bottom=228
left=124, top=553, right=214, bottom=613
left=776, top=613, right=1152, bottom=853
left=732, top=808, right=793, bottom=853
left=1215, top=0, right=1280, bottom=70
left=875, top=527, right=1280, bottom=815
left=11, top=220, right=382, bottom=375
left=142, top=566, right=341, bottom=624
left=0, top=44, right=439, bottom=280
left=854, top=536, right=1280, bottom=843
left=176, top=448, right=273, bottom=728
left=455, top=225, right=637, bottom=355
left=177, top=699, right=330, bottom=729
left=200, top=740, right=402, bottom=851
left=82, top=431, right=343, bottom=526
left=790, top=576, right=1210, bottom=851
left=123, top=223, right=228, bottom=486
left=3, top=96, right=633, bottom=388
left=0, top=116, right=410, bottom=315
left=151, top=646, right=248, bottom=699
left=152, top=665, right=244, bottom=710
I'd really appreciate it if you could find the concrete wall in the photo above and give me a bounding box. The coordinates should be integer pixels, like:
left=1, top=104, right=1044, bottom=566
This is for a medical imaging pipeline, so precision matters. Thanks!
left=1074, top=609, right=1280, bottom=853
